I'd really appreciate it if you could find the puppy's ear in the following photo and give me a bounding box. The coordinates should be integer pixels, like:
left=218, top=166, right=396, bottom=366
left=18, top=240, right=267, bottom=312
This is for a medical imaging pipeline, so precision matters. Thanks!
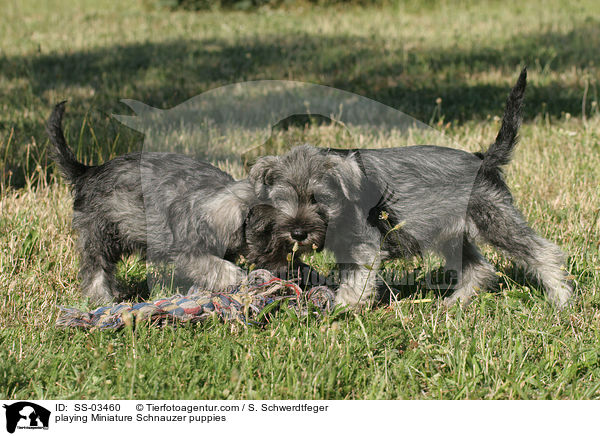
left=249, top=156, right=279, bottom=187
left=325, top=153, right=363, bottom=201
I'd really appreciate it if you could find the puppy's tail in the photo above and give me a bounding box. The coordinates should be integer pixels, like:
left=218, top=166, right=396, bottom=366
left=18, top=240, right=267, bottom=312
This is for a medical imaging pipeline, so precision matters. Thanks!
left=482, top=67, right=527, bottom=171
left=46, top=101, right=89, bottom=183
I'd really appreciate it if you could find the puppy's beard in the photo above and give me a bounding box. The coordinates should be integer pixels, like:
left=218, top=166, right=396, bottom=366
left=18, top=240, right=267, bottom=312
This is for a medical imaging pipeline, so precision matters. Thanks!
left=283, top=234, right=323, bottom=254
left=284, top=219, right=327, bottom=250
left=271, top=207, right=327, bottom=253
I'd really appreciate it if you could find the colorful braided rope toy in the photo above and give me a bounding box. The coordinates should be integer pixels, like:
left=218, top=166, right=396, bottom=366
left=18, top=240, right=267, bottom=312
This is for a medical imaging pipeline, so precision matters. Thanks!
left=56, top=270, right=335, bottom=330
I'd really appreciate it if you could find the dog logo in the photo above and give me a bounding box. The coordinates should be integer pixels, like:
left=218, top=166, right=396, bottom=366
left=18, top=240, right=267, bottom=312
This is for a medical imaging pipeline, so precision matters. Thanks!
left=2, top=402, right=50, bottom=434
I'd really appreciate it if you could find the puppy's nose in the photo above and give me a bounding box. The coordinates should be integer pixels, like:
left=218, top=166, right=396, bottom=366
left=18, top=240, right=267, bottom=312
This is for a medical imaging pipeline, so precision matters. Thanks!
left=291, top=229, right=308, bottom=241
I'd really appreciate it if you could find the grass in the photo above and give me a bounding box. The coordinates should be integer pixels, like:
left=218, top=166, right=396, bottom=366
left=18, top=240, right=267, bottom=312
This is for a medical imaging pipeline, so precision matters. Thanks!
left=1, top=0, right=599, bottom=399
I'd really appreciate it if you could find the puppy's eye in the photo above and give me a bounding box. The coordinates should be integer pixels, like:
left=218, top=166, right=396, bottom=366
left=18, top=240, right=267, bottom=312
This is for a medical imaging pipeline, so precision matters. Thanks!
left=264, top=171, right=274, bottom=186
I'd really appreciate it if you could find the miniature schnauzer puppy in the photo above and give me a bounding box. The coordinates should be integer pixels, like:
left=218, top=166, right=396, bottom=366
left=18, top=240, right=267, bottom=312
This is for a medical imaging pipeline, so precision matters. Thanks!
left=247, top=69, right=573, bottom=308
left=47, top=102, right=252, bottom=304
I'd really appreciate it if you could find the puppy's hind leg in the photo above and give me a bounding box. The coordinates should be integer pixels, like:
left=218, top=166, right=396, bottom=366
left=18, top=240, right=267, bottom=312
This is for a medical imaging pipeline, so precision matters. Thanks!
left=474, top=200, right=573, bottom=308
left=442, top=237, right=497, bottom=307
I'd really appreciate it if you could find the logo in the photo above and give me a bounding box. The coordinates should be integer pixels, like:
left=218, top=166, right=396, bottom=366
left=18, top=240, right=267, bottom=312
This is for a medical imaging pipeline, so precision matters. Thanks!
left=3, top=402, right=50, bottom=434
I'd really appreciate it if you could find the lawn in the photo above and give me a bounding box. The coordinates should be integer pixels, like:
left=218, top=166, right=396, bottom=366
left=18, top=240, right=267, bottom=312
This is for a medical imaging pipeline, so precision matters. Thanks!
left=1, top=0, right=599, bottom=399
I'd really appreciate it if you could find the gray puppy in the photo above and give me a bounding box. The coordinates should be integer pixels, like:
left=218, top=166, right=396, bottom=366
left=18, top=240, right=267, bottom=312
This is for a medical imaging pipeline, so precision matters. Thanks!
left=247, top=69, right=573, bottom=308
left=47, top=102, right=252, bottom=303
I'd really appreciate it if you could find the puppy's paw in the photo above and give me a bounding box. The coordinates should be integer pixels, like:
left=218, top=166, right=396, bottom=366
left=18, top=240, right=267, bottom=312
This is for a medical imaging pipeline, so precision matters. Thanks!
left=335, top=284, right=371, bottom=308
left=222, top=267, right=247, bottom=289
left=443, top=288, right=474, bottom=308
left=547, top=282, right=574, bottom=310
left=209, top=264, right=247, bottom=291
left=85, top=289, right=115, bottom=307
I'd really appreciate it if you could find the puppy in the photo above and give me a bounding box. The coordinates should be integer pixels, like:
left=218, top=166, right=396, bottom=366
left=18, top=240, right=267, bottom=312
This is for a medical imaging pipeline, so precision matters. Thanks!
left=247, top=69, right=573, bottom=308
left=47, top=102, right=253, bottom=303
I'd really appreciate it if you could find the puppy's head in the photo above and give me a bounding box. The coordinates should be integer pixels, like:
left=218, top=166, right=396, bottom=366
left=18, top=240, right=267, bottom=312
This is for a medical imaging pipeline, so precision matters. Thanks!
left=247, top=145, right=363, bottom=263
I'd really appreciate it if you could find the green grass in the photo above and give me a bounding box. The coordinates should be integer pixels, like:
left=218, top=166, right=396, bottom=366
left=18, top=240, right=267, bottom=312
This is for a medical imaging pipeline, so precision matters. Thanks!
left=1, top=0, right=600, bottom=399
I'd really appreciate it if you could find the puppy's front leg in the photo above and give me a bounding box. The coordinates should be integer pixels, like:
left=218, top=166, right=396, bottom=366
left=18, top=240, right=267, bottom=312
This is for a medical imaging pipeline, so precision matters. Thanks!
left=176, top=253, right=246, bottom=291
left=332, top=216, right=382, bottom=307
left=336, top=258, right=381, bottom=307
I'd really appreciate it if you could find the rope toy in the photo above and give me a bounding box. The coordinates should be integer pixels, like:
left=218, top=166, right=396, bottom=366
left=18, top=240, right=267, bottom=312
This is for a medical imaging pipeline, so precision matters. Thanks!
left=56, top=270, right=335, bottom=330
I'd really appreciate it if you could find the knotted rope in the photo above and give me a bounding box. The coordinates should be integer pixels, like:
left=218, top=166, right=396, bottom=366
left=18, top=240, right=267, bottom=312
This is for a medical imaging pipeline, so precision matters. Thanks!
left=56, top=269, right=335, bottom=330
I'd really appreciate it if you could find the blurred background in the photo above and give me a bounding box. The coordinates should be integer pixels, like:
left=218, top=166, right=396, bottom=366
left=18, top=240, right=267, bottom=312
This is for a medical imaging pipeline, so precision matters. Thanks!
left=0, top=0, right=598, bottom=186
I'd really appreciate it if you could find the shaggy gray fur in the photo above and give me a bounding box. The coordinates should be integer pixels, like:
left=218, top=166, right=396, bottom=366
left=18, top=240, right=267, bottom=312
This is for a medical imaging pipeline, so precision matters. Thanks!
left=247, top=69, right=573, bottom=308
left=47, top=102, right=253, bottom=304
